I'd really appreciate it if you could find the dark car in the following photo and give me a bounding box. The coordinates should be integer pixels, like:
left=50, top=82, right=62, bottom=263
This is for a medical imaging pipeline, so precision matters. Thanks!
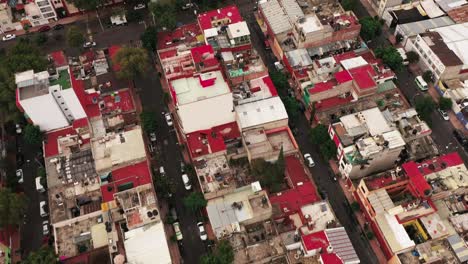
left=38, top=25, right=51, bottom=32
left=53, top=24, right=64, bottom=30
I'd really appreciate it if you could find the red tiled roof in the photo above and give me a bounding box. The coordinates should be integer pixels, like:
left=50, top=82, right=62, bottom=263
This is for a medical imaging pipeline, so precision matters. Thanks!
left=269, top=181, right=319, bottom=217
left=49, top=51, right=67, bottom=68
left=44, top=127, right=76, bottom=158
left=285, top=155, right=310, bottom=187
left=190, top=45, right=219, bottom=68
left=334, top=70, right=353, bottom=84
left=157, top=23, right=202, bottom=50
left=108, top=45, right=122, bottom=72
left=100, top=89, right=135, bottom=115
left=262, top=76, right=278, bottom=96
left=302, top=230, right=329, bottom=251
left=308, top=80, right=337, bottom=94
left=197, top=5, right=242, bottom=30
left=101, top=161, right=153, bottom=202
left=349, top=65, right=377, bottom=90
left=186, top=122, right=240, bottom=158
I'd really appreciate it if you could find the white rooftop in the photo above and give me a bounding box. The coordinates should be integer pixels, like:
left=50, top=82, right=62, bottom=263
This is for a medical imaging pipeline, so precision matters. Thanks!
left=171, top=70, right=230, bottom=105
left=376, top=213, right=415, bottom=253
left=432, top=23, right=468, bottom=67
left=227, top=21, right=250, bottom=39
left=15, top=70, right=49, bottom=85
left=382, top=130, right=406, bottom=149
left=340, top=56, right=368, bottom=70
left=204, top=27, right=219, bottom=38
left=280, top=0, right=304, bottom=23
left=259, top=0, right=292, bottom=35
left=434, top=0, right=467, bottom=11
left=124, top=222, right=171, bottom=264
left=235, top=97, right=288, bottom=129
left=367, top=189, right=395, bottom=214
left=340, top=107, right=392, bottom=137
left=420, top=0, right=445, bottom=18
left=296, top=15, right=323, bottom=34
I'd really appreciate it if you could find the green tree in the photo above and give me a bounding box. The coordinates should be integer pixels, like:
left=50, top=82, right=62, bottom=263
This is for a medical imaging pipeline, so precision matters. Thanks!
left=140, top=26, right=158, bottom=51
left=269, top=70, right=289, bottom=91
left=341, top=0, right=357, bottom=11
left=415, top=96, right=436, bottom=126
left=183, top=192, right=207, bottom=212
left=350, top=201, right=360, bottom=212
left=282, top=97, right=300, bottom=121
left=150, top=3, right=177, bottom=30
left=127, top=9, right=144, bottom=23
left=24, top=124, right=43, bottom=146
left=34, top=34, right=48, bottom=46
left=22, top=246, right=58, bottom=264
left=375, top=46, right=404, bottom=72
left=68, top=0, right=105, bottom=30
left=250, top=157, right=284, bottom=193
left=309, top=124, right=337, bottom=160
left=66, top=26, right=85, bottom=48
left=154, top=174, right=175, bottom=200
left=359, top=16, right=382, bottom=41
left=0, top=188, right=27, bottom=227
left=140, top=111, right=157, bottom=133
left=438, top=97, right=453, bottom=111
left=422, top=70, right=434, bottom=83
left=113, top=47, right=149, bottom=84
left=406, top=51, right=419, bottom=64
left=160, top=11, right=177, bottom=30
left=200, top=240, right=234, bottom=264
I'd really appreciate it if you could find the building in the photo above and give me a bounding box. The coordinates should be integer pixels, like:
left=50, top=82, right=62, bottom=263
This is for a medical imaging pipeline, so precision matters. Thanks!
left=258, top=0, right=361, bottom=62
left=405, top=23, right=468, bottom=81
left=0, top=3, right=20, bottom=32
left=393, top=16, right=454, bottom=46
left=435, top=78, right=468, bottom=129
left=330, top=107, right=406, bottom=179
left=123, top=222, right=171, bottom=264
left=22, top=0, right=57, bottom=27
left=206, top=182, right=272, bottom=239
left=15, top=69, right=87, bottom=131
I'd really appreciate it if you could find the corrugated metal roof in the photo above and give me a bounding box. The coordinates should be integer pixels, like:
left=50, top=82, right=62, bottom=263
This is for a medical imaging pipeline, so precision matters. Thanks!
left=447, top=234, right=468, bottom=263
left=260, top=0, right=292, bottom=35
left=325, top=227, right=360, bottom=264
left=368, top=189, right=395, bottom=214
left=397, top=16, right=454, bottom=37
left=279, top=0, right=304, bottom=22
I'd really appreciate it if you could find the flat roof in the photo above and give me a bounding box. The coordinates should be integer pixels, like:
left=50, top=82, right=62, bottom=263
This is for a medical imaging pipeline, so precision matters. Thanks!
left=376, top=213, right=416, bottom=253
left=260, top=0, right=292, bottom=35
left=340, top=56, right=368, bottom=70
left=157, top=23, right=202, bottom=51
left=170, top=71, right=230, bottom=105
left=420, top=0, right=445, bottom=18
left=296, top=14, right=322, bottom=34
left=49, top=51, right=68, bottom=68
left=286, top=49, right=314, bottom=68
left=124, top=222, right=171, bottom=264
left=269, top=181, right=319, bottom=217
left=100, top=89, right=135, bottom=115
left=186, top=121, right=240, bottom=158
left=339, top=107, right=391, bottom=136
left=227, top=21, right=250, bottom=39
left=398, top=16, right=454, bottom=37
left=280, top=0, right=304, bottom=22
left=432, top=22, right=468, bottom=65
left=236, top=97, right=288, bottom=129
left=197, top=5, right=242, bottom=30
left=435, top=0, right=467, bottom=12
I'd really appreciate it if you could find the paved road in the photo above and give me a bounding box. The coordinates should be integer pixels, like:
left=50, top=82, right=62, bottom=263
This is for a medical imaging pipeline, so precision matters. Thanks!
left=17, top=136, right=47, bottom=257
left=136, top=65, right=207, bottom=263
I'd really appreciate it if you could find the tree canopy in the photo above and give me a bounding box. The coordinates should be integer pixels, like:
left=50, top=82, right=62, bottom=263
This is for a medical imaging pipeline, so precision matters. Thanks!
left=150, top=3, right=177, bottom=30
left=406, top=51, right=419, bottom=64
left=341, top=0, right=357, bottom=11
left=66, top=26, right=85, bottom=48
left=67, top=0, right=104, bottom=10
left=183, top=192, right=207, bottom=212
left=309, top=124, right=337, bottom=160
left=140, top=26, right=158, bottom=51
left=250, top=149, right=285, bottom=193
left=282, top=97, right=300, bottom=121
left=269, top=70, right=288, bottom=92
left=422, top=70, right=434, bottom=83
left=113, top=47, right=149, bottom=80
left=22, top=246, right=58, bottom=264
left=415, top=96, right=435, bottom=126
left=375, top=46, right=404, bottom=72
left=200, top=240, right=234, bottom=264
left=0, top=188, right=27, bottom=227
left=359, top=16, right=382, bottom=41
left=24, top=124, right=43, bottom=146
left=140, top=111, right=157, bottom=133
left=438, top=97, right=453, bottom=111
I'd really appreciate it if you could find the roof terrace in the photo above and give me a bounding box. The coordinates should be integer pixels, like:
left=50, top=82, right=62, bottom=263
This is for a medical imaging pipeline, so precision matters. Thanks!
left=157, top=23, right=202, bottom=51
left=243, top=126, right=298, bottom=162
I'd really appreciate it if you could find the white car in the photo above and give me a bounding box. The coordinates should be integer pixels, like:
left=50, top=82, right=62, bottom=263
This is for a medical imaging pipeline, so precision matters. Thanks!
left=182, top=174, right=192, bottom=190
left=83, top=41, right=96, bottom=48
left=15, top=124, right=22, bottom=134
left=149, top=132, right=157, bottom=142
left=16, top=169, right=23, bottom=184
left=197, top=222, right=207, bottom=241
left=165, top=113, right=173, bottom=127
left=181, top=3, right=194, bottom=10
left=2, top=34, right=16, bottom=41
left=438, top=109, right=449, bottom=121
left=133, top=3, right=146, bottom=10
left=173, top=222, right=183, bottom=240
left=159, top=166, right=165, bottom=176
left=43, top=220, right=49, bottom=235
left=304, top=153, right=315, bottom=168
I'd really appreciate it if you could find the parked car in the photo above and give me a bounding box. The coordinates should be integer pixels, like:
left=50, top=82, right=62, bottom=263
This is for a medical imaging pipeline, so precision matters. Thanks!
left=39, top=201, right=48, bottom=217
left=180, top=161, right=185, bottom=173
left=438, top=109, right=449, bottom=121
left=83, top=41, right=96, bottom=48
left=38, top=25, right=51, bottom=32
left=16, top=169, right=23, bottom=184
left=303, top=153, right=315, bottom=168
left=53, top=24, right=64, bottom=30
left=415, top=76, right=428, bottom=91
left=173, top=222, right=183, bottom=240
left=133, top=3, right=146, bottom=10
left=42, top=220, right=49, bottom=235
left=15, top=124, right=22, bottom=134
left=170, top=207, right=178, bottom=222
left=197, top=222, right=207, bottom=241
left=2, top=34, right=16, bottom=41
left=149, top=132, right=157, bottom=142
left=181, top=3, right=194, bottom=10
left=182, top=174, right=192, bottom=190
left=165, top=112, right=173, bottom=126
left=159, top=166, right=165, bottom=176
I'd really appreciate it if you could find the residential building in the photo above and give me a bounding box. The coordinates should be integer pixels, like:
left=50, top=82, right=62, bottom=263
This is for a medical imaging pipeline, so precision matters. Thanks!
left=0, top=3, right=20, bottom=32
left=22, top=0, right=56, bottom=27
left=206, top=182, right=272, bottom=239
left=329, top=107, right=406, bottom=179
left=123, top=222, right=171, bottom=264
left=15, top=69, right=87, bottom=131
left=221, top=49, right=269, bottom=86
left=393, top=16, right=454, bottom=46
left=35, top=0, right=56, bottom=20
left=435, top=78, right=468, bottom=129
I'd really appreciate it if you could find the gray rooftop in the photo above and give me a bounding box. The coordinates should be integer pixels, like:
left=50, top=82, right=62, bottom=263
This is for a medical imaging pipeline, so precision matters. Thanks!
left=260, top=0, right=292, bottom=35
left=447, top=233, right=468, bottom=263
left=59, top=149, right=96, bottom=183
left=397, top=16, right=454, bottom=37
left=325, top=227, right=360, bottom=263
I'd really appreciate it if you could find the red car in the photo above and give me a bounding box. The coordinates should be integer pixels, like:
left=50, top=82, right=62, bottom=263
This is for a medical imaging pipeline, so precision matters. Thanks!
left=38, top=25, right=51, bottom=32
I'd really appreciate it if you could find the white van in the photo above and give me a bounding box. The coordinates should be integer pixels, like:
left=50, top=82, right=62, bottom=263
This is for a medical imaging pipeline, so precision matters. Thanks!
left=415, top=76, right=428, bottom=91
left=36, top=177, right=45, bottom=193
left=39, top=201, right=48, bottom=217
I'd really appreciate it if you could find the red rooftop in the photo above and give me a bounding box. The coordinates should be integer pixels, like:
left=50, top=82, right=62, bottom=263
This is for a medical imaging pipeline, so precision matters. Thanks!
left=197, top=5, right=242, bottom=30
